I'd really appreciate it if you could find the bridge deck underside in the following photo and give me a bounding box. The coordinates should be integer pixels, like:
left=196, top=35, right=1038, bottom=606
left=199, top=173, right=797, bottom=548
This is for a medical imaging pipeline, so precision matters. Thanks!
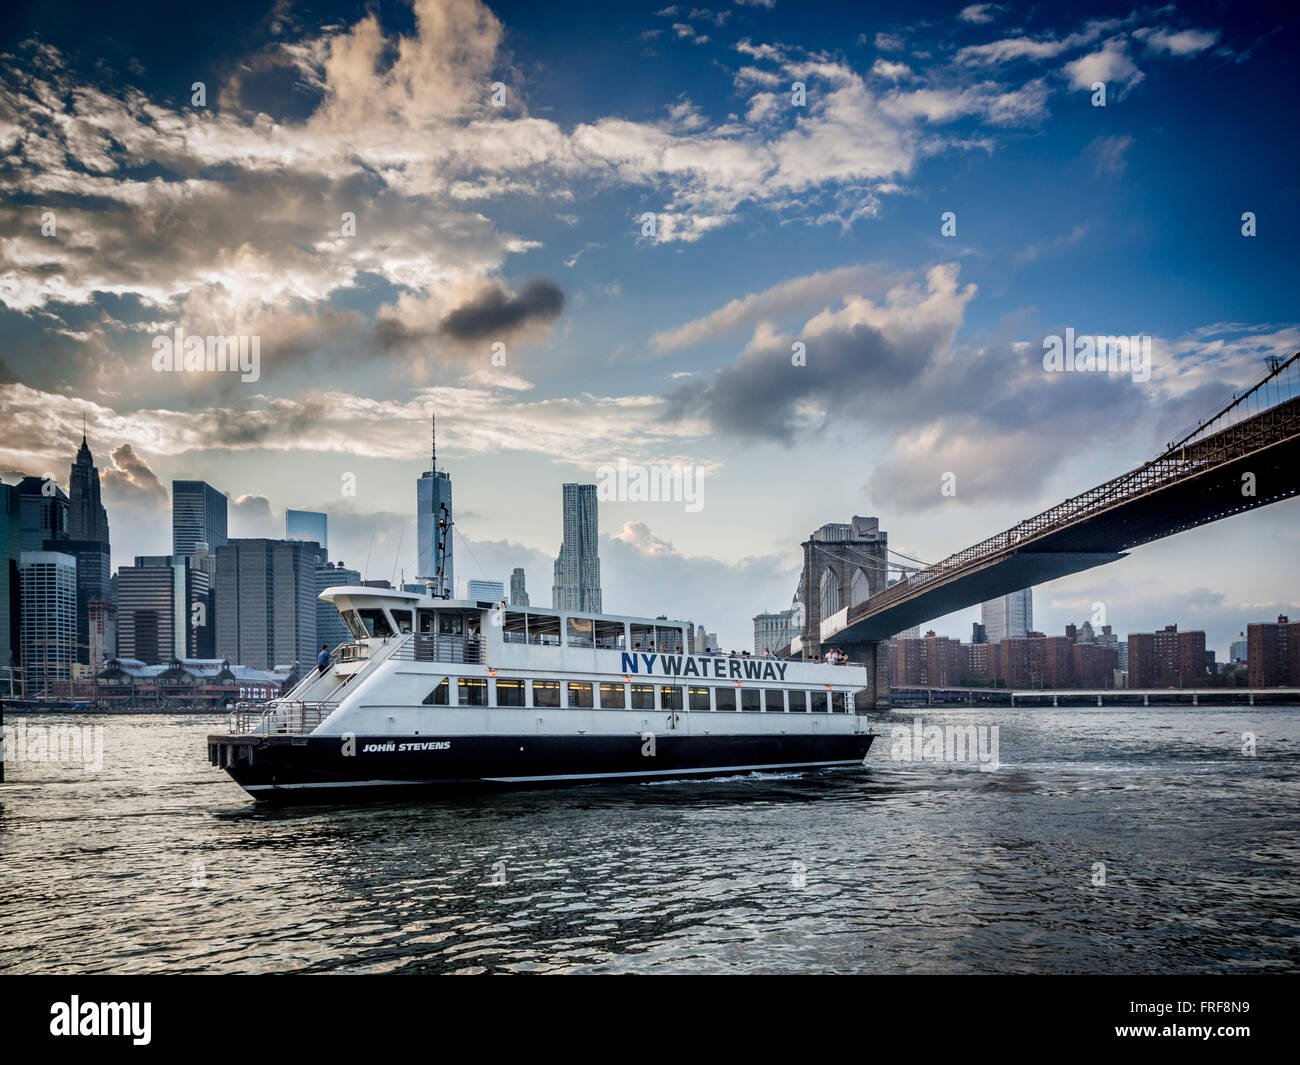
left=831, top=430, right=1300, bottom=644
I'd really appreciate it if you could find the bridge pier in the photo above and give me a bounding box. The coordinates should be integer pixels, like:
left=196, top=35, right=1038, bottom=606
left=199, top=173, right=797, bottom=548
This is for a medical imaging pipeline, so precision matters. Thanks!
left=843, top=640, right=890, bottom=711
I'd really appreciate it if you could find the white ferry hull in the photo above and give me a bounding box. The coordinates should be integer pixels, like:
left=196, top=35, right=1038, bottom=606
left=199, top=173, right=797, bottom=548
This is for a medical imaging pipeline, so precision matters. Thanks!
left=208, top=731, right=876, bottom=803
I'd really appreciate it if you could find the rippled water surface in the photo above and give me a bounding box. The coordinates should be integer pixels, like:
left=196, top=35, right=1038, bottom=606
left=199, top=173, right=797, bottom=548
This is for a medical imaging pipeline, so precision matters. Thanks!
left=2, top=707, right=1297, bottom=973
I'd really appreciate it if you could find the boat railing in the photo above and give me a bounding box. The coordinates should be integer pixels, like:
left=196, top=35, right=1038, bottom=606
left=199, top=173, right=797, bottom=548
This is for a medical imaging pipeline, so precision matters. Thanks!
left=391, top=634, right=483, bottom=664
left=228, top=700, right=339, bottom=736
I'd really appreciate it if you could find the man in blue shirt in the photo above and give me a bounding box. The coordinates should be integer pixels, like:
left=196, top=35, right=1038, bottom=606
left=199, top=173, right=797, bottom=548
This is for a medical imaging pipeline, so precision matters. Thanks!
left=316, top=644, right=330, bottom=674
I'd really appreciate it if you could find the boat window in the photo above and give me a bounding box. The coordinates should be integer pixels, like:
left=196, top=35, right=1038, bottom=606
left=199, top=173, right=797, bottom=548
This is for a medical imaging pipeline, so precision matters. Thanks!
left=567, top=681, right=594, bottom=708
left=716, top=687, right=737, bottom=712
left=495, top=678, right=525, bottom=706
left=688, top=686, right=710, bottom=711
left=831, top=691, right=849, bottom=713
left=655, top=626, right=684, bottom=653
left=359, top=609, right=394, bottom=638
left=629, top=623, right=655, bottom=651
left=594, top=619, right=625, bottom=650
left=422, top=678, right=450, bottom=705
left=599, top=682, right=626, bottom=709
left=532, top=680, right=561, bottom=707
left=630, top=683, right=655, bottom=710
left=809, top=690, right=829, bottom=713
left=660, top=685, right=683, bottom=711
left=417, top=610, right=435, bottom=634
left=439, top=612, right=464, bottom=636
left=342, top=610, right=368, bottom=640
left=529, top=613, right=562, bottom=646
left=503, top=611, right=529, bottom=644
left=458, top=678, right=488, bottom=707
left=764, top=689, right=785, bottom=712
left=391, top=610, right=413, bottom=634
left=741, top=688, right=761, bottom=712
left=567, top=616, right=594, bottom=648
left=789, top=691, right=807, bottom=713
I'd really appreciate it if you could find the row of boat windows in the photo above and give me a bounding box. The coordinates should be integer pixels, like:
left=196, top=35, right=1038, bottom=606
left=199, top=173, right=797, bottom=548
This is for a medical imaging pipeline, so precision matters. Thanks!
left=421, top=677, right=853, bottom=713
left=342, top=606, right=689, bottom=651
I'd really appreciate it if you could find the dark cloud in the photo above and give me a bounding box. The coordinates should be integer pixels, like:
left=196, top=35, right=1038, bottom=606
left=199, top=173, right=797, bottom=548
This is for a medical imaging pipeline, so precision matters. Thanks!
left=438, top=279, right=565, bottom=342
left=665, top=319, right=928, bottom=441
left=372, top=314, right=435, bottom=352
left=666, top=303, right=1162, bottom=511
left=208, top=395, right=330, bottom=447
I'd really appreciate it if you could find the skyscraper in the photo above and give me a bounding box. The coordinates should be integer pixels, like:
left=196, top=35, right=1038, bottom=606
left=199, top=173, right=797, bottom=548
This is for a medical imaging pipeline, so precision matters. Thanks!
left=19, top=550, right=76, bottom=694
left=286, top=509, right=328, bottom=550
left=68, top=429, right=110, bottom=544
left=172, top=481, right=228, bottom=561
left=981, top=588, right=1033, bottom=644
left=417, top=415, right=454, bottom=597
left=116, top=555, right=209, bottom=664
left=552, top=484, right=601, bottom=613
left=17, top=475, right=69, bottom=552
left=510, top=567, right=529, bottom=607
left=753, top=608, right=797, bottom=654
left=1230, top=632, right=1247, bottom=664
left=0, top=483, right=21, bottom=685
left=57, top=540, right=110, bottom=665
left=215, top=539, right=319, bottom=670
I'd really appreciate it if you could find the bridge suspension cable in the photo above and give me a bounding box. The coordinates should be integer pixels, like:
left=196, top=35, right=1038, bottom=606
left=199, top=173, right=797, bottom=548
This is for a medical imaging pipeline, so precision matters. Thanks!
left=1166, top=346, right=1300, bottom=453
left=841, top=346, right=1300, bottom=628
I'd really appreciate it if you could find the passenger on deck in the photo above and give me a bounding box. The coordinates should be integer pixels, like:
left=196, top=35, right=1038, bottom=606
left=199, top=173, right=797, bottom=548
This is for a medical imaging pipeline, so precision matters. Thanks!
left=317, top=644, right=330, bottom=674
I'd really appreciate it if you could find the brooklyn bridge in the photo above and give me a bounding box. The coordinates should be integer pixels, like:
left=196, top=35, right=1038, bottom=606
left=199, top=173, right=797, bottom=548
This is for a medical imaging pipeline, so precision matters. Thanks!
left=780, top=349, right=1300, bottom=707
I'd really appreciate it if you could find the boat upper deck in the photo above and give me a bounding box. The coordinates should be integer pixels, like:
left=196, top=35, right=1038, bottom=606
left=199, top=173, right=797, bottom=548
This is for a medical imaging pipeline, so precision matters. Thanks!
left=318, top=587, right=863, bottom=686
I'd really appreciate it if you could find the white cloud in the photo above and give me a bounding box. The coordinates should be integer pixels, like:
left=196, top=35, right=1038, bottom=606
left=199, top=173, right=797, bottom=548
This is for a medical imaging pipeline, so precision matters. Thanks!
left=871, top=59, right=912, bottom=80
left=957, top=19, right=1122, bottom=65
left=959, top=4, right=1002, bottom=24
left=649, top=263, right=889, bottom=353
left=1137, top=27, right=1220, bottom=56
left=1087, top=134, right=1134, bottom=178
left=1064, top=39, right=1144, bottom=94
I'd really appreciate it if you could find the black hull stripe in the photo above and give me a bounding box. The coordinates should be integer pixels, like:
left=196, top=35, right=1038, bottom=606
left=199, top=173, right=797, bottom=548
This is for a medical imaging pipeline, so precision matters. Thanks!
left=239, top=758, right=865, bottom=790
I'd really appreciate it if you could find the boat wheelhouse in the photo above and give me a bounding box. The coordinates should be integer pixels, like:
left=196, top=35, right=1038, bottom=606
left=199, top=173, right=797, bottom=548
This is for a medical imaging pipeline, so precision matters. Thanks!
left=207, top=587, right=875, bottom=802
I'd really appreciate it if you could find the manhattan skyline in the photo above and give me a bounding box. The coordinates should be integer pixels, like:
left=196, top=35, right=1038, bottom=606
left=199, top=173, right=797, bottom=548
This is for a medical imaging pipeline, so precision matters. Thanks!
left=0, top=0, right=1296, bottom=656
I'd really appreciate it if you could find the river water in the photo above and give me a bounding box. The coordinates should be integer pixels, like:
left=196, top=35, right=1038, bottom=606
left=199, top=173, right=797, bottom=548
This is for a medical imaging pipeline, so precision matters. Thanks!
left=1, top=706, right=1297, bottom=974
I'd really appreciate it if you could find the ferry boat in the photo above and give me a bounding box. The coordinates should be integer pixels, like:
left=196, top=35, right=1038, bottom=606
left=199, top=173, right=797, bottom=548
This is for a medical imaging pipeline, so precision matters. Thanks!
left=207, top=588, right=876, bottom=802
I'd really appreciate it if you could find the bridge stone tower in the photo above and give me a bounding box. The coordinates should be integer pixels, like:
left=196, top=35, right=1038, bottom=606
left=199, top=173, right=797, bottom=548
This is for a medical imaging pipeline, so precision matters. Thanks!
left=799, top=516, right=892, bottom=709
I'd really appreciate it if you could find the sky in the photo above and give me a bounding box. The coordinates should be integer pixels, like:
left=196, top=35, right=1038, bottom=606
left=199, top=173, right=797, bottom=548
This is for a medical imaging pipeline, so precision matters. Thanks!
left=0, top=0, right=1296, bottom=657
